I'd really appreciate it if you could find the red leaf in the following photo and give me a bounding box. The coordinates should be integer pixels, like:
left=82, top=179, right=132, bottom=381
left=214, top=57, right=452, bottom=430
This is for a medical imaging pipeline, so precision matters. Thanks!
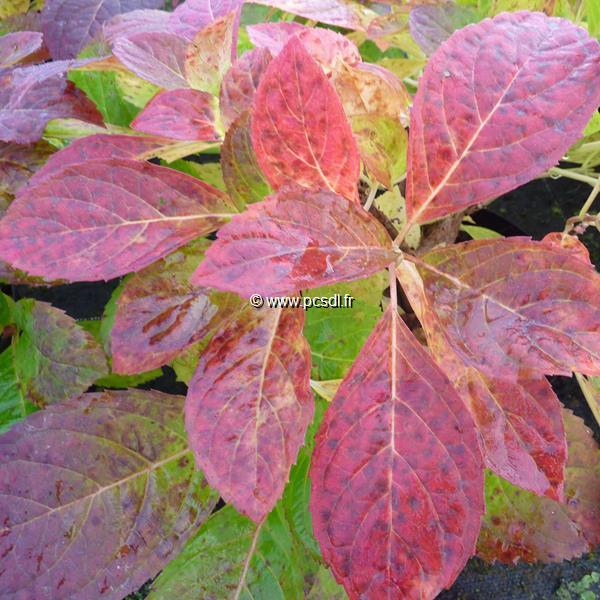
left=477, top=410, right=600, bottom=564
left=0, top=31, right=43, bottom=68
left=310, top=305, right=484, bottom=599
left=415, top=238, right=600, bottom=378
left=191, top=187, right=395, bottom=297
left=131, top=89, right=218, bottom=141
left=0, top=61, right=102, bottom=144
left=28, top=134, right=165, bottom=187
left=0, top=389, right=218, bottom=599
left=185, top=304, right=313, bottom=522
left=251, top=36, right=360, bottom=202
left=407, top=12, right=600, bottom=224
left=111, top=240, right=242, bottom=374
left=397, top=260, right=568, bottom=500
left=169, top=0, right=242, bottom=40
left=219, top=47, right=272, bottom=130
left=247, top=22, right=361, bottom=72
left=0, top=159, right=234, bottom=281
left=41, top=0, right=164, bottom=59
left=112, top=31, right=189, bottom=89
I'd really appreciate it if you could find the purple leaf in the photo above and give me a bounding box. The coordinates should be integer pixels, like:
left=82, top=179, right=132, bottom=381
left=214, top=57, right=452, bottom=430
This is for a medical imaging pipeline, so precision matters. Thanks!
left=103, top=9, right=172, bottom=43
left=0, top=31, right=43, bottom=68
left=169, top=0, right=242, bottom=40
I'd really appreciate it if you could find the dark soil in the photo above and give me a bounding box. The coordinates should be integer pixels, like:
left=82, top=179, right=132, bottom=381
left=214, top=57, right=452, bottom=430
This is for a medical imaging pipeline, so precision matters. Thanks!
left=9, top=171, right=600, bottom=599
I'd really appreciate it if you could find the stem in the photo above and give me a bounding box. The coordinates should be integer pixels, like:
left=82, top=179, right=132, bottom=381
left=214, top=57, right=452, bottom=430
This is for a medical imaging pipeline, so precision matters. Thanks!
left=547, top=167, right=599, bottom=187
left=363, top=180, right=378, bottom=212
left=393, top=220, right=414, bottom=249
left=578, top=176, right=600, bottom=220
left=388, top=263, right=398, bottom=311
left=575, top=372, right=600, bottom=428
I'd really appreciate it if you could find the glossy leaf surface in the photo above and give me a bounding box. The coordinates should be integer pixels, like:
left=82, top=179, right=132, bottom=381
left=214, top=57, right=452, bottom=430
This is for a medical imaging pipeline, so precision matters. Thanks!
left=0, top=61, right=101, bottom=144
left=219, top=47, right=272, bottom=130
left=41, top=0, right=164, bottom=59
left=113, top=31, right=189, bottom=89
left=186, top=304, right=313, bottom=521
left=477, top=410, right=600, bottom=563
left=191, top=188, right=395, bottom=297
left=221, top=111, right=272, bottom=209
left=407, top=12, right=600, bottom=223
left=131, top=89, right=218, bottom=141
left=111, top=240, right=240, bottom=374
left=251, top=36, right=360, bottom=202
left=0, top=31, right=43, bottom=68
left=310, top=305, right=484, bottom=599
left=0, top=389, right=219, bottom=599
left=416, top=238, right=600, bottom=378
left=0, top=159, right=234, bottom=281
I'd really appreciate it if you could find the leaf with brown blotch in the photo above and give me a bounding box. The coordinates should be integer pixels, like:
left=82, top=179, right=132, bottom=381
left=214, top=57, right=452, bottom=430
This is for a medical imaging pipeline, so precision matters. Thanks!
left=0, top=31, right=43, bottom=68
left=0, top=61, right=102, bottom=144
left=131, top=89, right=219, bottom=141
left=112, top=31, right=189, bottom=89
left=414, top=237, right=600, bottom=379
left=407, top=12, right=600, bottom=224
left=251, top=36, right=360, bottom=202
left=0, top=141, right=54, bottom=196
left=185, top=304, right=313, bottom=522
left=219, top=47, right=272, bottom=130
left=184, top=11, right=236, bottom=95
left=247, top=22, right=361, bottom=73
left=0, top=159, right=235, bottom=282
left=169, top=0, right=242, bottom=41
left=310, top=304, right=484, bottom=599
left=191, top=187, right=395, bottom=298
left=0, top=389, right=219, bottom=599
left=27, top=134, right=166, bottom=187
left=397, top=260, right=568, bottom=500
left=221, top=111, right=272, bottom=210
left=477, top=410, right=600, bottom=564
left=331, top=61, right=410, bottom=125
left=111, top=240, right=242, bottom=374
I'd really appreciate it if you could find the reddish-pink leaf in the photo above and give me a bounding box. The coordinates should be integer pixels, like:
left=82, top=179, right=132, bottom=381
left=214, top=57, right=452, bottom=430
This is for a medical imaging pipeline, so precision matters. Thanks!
left=251, top=36, right=360, bottom=202
left=191, top=187, right=395, bottom=297
left=310, top=305, right=484, bottom=599
left=0, top=31, right=43, bottom=68
left=0, top=159, right=235, bottom=281
left=407, top=12, right=600, bottom=224
left=185, top=304, right=313, bottom=522
left=542, top=231, right=592, bottom=264
left=477, top=410, right=600, bottom=564
left=219, top=47, right=272, bottom=130
left=41, top=0, right=164, bottom=59
left=247, top=22, right=361, bottom=72
left=169, top=0, right=242, bottom=40
left=111, top=239, right=242, bottom=374
left=112, top=31, right=189, bottom=89
left=415, top=237, right=600, bottom=378
left=250, top=0, right=368, bottom=31
left=0, top=389, right=218, bottom=599
left=0, top=61, right=102, bottom=144
left=131, top=89, right=218, bottom=141
left=103, top=9, right=172, bottom=43
left=27, top=134, right=165, bottom=188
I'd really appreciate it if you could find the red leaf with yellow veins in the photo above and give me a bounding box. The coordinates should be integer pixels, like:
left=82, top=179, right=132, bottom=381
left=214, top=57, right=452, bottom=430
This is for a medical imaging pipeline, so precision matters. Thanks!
left=0, top=389, right=218, bottom=599
left=131, top=89, right=219, bottom=141
left=219, top=47, right=272, bottom=130
left=185, top=304, right=313, bottom=522
left=28, top=133, right=165, bottom=187
left=477, top=410, right=600, bottom=564
left=112, top=240, right=241, bottom=374
left=191, top=188, right=395, bottom=297
left=415, top=238, right=600, bottom=378
left=251, top=36, right=360, bottom=202
left=407, top=12, right=600, bottom=224
left=310, top=304, right=484, bottom=599
left=397, top=260, right=568, bottom=500
left=0, top=159, right=234, bottom=281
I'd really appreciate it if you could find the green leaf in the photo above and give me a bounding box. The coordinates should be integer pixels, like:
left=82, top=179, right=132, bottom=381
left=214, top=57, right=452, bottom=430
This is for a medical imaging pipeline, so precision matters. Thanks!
left=460, top=223, right=503, bottom=240
left=584, top=111, right=600, bottom=136
left=304, top=278, right=383, bottom=380
left=162, top=159, right=227, bottom=192
left=0, top=346, right=36, bottom=433
left=12, top=299, right=108, bottom=406
left=586, top=0, right=600, bottom=36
